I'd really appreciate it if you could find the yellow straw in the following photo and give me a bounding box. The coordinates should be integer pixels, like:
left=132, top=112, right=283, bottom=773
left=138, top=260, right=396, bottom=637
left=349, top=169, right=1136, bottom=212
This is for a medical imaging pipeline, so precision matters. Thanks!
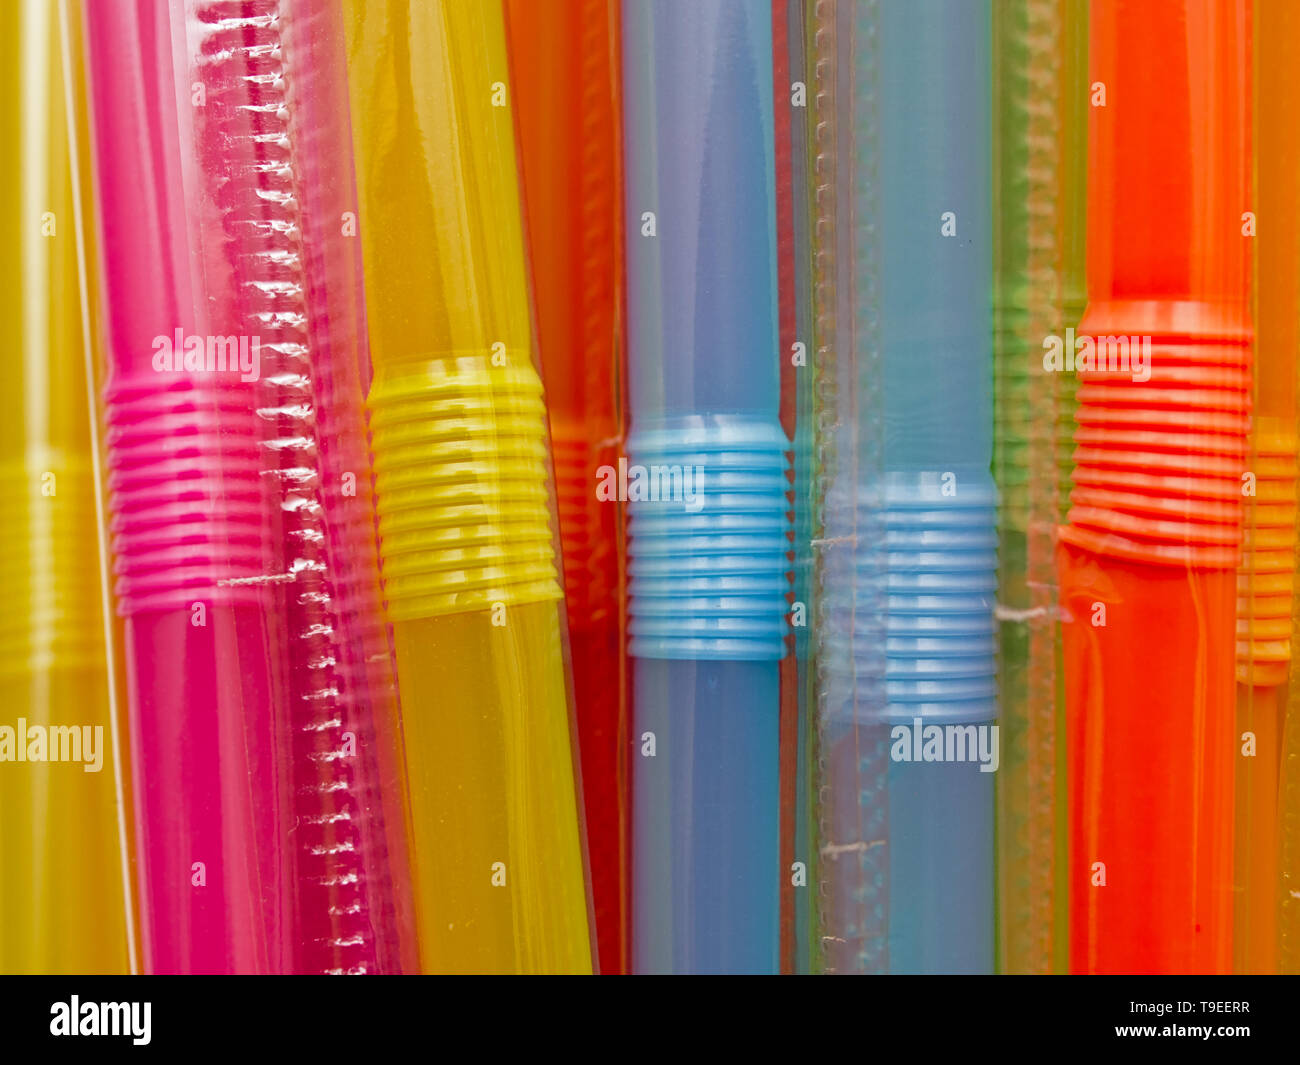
left=344, top=0, right=592, bottom=973
left=0, top=0, right=129, bottom=975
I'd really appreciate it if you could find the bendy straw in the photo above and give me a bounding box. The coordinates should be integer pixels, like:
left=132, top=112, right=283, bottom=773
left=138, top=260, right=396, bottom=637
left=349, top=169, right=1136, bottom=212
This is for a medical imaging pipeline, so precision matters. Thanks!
left=344, top=0, right=593, bottom=974
left=992, top=0, right=1084, bottom=976
left=1060, top=0, right=1251, bottom=975
left=1236, top=0, right=1298, bottom=975
left=622, top=0, right=791, bottom=975
left=814, top=0, right=997, bottom=975
left=83, top=0, right=412, bottom=973
left=0, top=0, right=130, bottom=975
left=506, top=0, right=628, bottom=975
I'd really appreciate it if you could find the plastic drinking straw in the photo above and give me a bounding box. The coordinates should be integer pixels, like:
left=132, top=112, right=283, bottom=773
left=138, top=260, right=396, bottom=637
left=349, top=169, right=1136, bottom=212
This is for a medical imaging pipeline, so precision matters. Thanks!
left=178, top=0, right=414, bottom=975
left=758, top=0, right=805, bottom=975
left=777, top=0, right=817, bottom=976
left=1282, top=0, right=1300, bottom=960
left=1058, top=0, right=1088, bottom=525
left=992, top=0, right=1079, bottom=975
left=812, top=0, right=996, bottom=976
left=344, top=0, right=593, bottom=975
left=1053, top=0, right=1089, bottom=977
left=83, top=0, right=413, bottom=973
left=810, top=0, right=892, bottom=975
left=505, top=0, right=628, bottom=976
left=0, top=0, right=130, bottom=975
left=806, top=0, right=865, bottom=973
left=1236, top=0, right=1298, bottom=975
left=84, top=0, right=287, bottom=973
left=1060, top=0, right=1251, bottom=974
left=622, top=0, right=791, bottom=975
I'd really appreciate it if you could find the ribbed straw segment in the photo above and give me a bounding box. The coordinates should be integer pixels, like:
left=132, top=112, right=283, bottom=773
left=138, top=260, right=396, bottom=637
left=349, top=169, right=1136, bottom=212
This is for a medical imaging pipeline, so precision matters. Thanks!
left=0, top=454, right=104, bottom=675
left=367, top=355, right=562, bottom=622
left=550, top=425, right=616, bottom=629
left=821, top=472, right=999, bottom=724
left=626, top=417, right=791, bottom=660
left=1236, top=421, right=1297, bottom=685
left=1057, top=294, right=1087, bottom=520
left=993, top=301, right=1033, bottom=532
left=105, top=376, right=266, bottom=615
left=1061, top=301, right=1252, bottom=568
left=551, top=433, right=590, bottom=601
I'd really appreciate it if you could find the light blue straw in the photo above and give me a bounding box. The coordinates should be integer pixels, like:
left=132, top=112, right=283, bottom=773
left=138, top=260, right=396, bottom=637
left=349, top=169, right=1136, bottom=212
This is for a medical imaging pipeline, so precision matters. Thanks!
left=819, top=0, right=996, bottom=975
left=623, top=0, right=790, bottom=975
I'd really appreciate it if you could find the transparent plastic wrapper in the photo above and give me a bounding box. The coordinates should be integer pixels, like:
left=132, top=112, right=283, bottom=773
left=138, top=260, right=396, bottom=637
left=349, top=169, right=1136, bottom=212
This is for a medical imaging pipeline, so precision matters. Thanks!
left=991, top=0, right=1084, bottom=975
left=810, top=0, right=996, bottom=975
left=1058, top=4, right=1088, bottom=522
left=622, top=0, right=791, bottom=975
left=1246, top=0, right=1299, bottom=976
left=505, top=0, right=628, bottom=976
left=343, top=0, right=593, bottom=975
left=0, top=0, right=131, bottom=975
left=79, top=0, right=415, bottom=974
left=1060, top=0, right=1250, bottom=974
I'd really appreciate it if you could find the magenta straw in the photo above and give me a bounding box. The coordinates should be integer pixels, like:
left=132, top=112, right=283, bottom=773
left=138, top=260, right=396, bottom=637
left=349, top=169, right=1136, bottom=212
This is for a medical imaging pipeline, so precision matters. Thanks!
left=84, top=0, right=412, bottom=974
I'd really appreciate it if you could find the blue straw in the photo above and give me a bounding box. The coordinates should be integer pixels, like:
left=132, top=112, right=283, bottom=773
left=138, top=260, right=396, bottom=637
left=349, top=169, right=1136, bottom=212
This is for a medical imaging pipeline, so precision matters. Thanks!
left=819, top=0, right=996, bottom=974
left=623, top=0, right=790, bottom=974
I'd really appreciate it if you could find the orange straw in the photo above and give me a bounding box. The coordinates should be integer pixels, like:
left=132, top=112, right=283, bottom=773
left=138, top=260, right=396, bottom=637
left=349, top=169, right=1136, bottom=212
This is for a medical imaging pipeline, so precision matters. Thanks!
left=506, top=0, right=627, bottom=975
left=1061, top=0, right=1251, bottom=974
left=1234, top=0, right=1299, bottom=975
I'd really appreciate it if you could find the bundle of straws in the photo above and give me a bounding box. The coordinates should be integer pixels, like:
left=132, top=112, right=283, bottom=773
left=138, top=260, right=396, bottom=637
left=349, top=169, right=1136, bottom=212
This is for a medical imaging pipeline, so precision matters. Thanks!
left=3, top=0, right=1298, bottom=978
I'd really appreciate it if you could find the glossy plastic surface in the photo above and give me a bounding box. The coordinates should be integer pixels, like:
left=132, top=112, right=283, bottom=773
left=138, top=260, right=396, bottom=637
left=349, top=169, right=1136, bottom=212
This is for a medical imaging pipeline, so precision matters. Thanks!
left=813, top=0, right=996, bottom=975
left=991, top=0, right=1084, bottom=976
left=0, top=0, right=130, bottom=975
left=84, top=0, right=413, bottom=974
left=506, top=0, right=628, bottom=976
left=621, top=0, right=790, bottom=974
left=1061, top=0, right=1251, bottom=974
left=344, top=0, right=593, bottom=974
left=1240, top=0, right=1299, bottom=974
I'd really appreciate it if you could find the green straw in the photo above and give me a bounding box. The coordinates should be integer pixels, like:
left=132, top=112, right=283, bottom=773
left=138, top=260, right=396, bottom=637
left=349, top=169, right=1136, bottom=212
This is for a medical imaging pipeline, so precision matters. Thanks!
left=992, top=0, right=1086, bottom=975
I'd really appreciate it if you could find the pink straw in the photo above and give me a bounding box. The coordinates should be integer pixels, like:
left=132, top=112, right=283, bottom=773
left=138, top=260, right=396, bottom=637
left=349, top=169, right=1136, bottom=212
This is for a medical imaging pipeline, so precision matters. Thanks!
left=84, top=0, right=412, bottom=973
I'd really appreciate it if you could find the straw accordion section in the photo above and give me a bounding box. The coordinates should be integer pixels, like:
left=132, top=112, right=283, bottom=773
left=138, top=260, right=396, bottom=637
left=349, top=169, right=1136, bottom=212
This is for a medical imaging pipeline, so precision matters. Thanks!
left=1237, top=421, right=1298, bottom=685
left=626, top=418, right=792, bottom=661
left=368, top=356, right=563, bottom=622
left=0, top=458, right=102, bottom=674
left=1062, top=306, right=1251, bottom=569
